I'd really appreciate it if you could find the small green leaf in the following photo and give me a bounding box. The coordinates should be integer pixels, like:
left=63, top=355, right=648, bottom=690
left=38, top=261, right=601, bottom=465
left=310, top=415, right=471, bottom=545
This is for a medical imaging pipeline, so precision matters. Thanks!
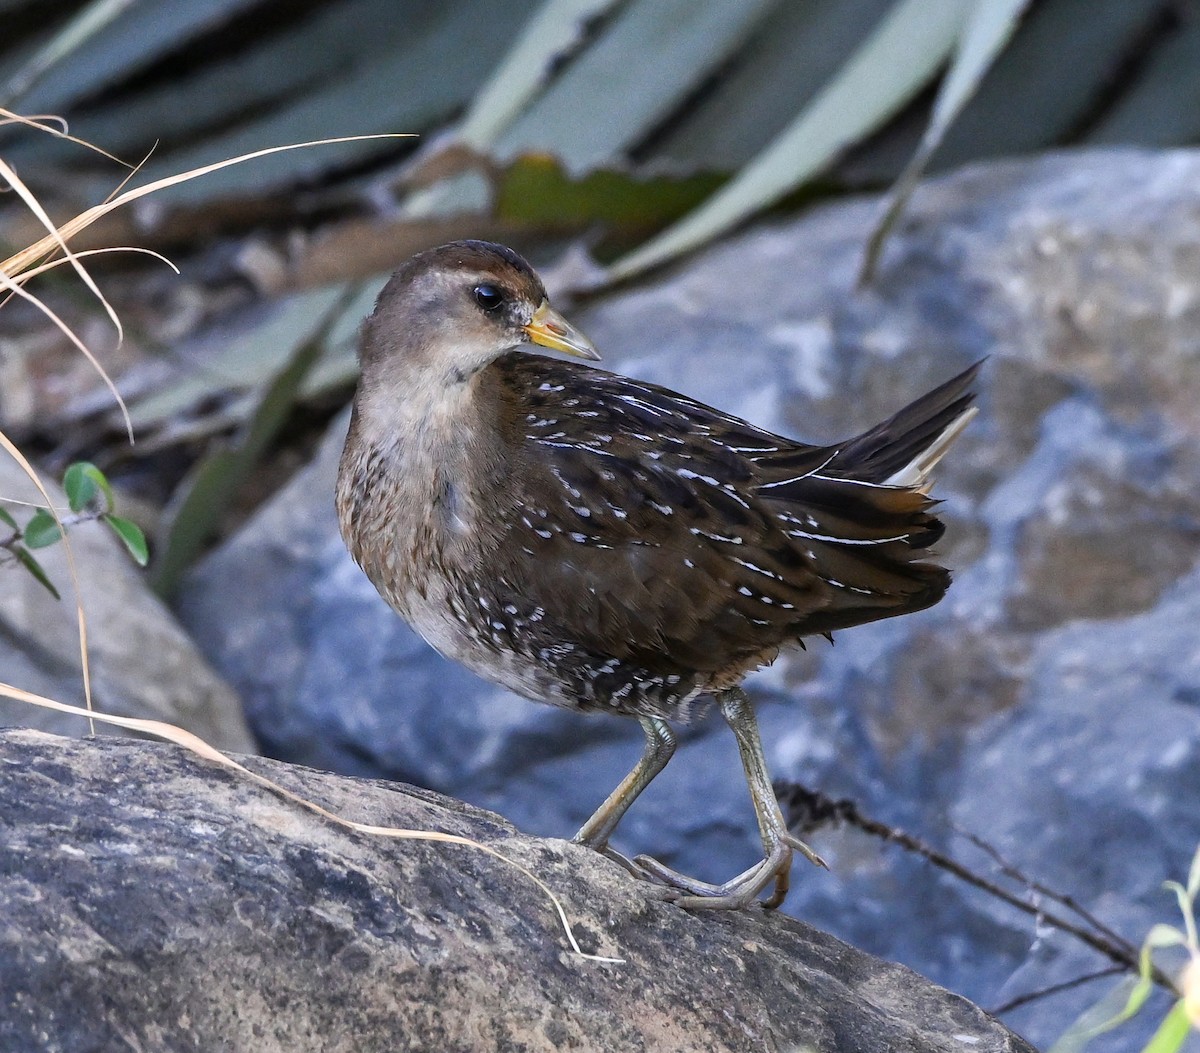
left=13, top=546, right=60, bottom=600
left=23, top=509, right=63, bottom=549
left=1144, top=923, right=1186, bottom=951
left=103, top=514, right=149, bottom=566
left=1186, top=843, right=1200, bottom=900
left=0, top=506, right=17, bottom=531
left=63, top=461, right=112, bottom=514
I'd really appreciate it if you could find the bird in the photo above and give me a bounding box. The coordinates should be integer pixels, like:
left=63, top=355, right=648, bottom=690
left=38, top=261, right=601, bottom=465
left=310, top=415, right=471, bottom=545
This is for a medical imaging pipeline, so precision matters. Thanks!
left=336, top=239, right=979, bottom=910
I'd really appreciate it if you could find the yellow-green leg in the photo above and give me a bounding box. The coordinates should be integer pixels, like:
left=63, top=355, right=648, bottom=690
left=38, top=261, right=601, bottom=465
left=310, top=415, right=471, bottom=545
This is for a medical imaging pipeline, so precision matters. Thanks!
left=573, top=716, right=676, bottom=875
left=634, top=687, right=826, bottom=909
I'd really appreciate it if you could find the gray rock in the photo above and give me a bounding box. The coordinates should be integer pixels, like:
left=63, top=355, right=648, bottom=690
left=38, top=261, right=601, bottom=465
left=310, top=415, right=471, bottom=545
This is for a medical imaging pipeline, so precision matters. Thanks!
left=0, top=728, right=1033, bottom=1053
left=179, top=149, right=1200, bottom=1050
left=0, top=457, right=253, bottom=752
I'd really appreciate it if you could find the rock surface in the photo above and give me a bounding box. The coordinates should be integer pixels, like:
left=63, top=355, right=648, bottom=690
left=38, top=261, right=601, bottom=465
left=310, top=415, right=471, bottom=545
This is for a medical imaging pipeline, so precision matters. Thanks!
left=179, top=149, right=1200, bottom=1049
left=0, top=457, right=254, bottom=752
left=0, top=729, right=1034, bottom=1053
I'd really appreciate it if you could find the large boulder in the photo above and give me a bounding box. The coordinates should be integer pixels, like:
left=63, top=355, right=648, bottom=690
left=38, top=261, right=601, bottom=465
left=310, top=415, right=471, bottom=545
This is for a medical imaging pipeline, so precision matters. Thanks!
left=179, top=149, right=1200, bottom=1049
left=0, top=729, right=1034, bottom=1053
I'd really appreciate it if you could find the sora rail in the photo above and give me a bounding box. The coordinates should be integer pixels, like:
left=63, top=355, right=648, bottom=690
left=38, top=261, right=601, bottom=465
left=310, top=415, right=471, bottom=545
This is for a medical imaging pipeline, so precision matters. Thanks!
left=336, top=240, right=979, bottom=910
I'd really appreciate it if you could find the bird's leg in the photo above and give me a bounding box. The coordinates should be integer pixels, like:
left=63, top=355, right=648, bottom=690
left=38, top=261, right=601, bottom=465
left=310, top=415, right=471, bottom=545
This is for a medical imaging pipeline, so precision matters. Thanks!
left=634, top=687, right=826, bottom=910
left=572, top=716, right=676, bottom=877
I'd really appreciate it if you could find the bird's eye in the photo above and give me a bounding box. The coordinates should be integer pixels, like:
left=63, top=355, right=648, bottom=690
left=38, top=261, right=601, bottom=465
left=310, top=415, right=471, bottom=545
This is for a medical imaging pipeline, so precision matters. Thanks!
left=473, top=284, right=505, bottom=312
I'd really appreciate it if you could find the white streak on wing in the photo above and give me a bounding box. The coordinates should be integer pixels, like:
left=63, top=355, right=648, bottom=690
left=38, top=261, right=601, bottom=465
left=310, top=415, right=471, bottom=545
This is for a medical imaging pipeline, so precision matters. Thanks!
left=730, top=555, right=782, bottom=580
left=784, top=528, right=907, bottom=546
left=755, top=450, right=840, bottom=492
left=689, top=527, right=743, bottom=544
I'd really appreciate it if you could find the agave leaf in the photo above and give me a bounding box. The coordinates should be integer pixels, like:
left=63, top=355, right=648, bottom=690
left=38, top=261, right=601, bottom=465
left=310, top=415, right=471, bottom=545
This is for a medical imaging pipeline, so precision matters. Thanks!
left=55, top=0, right=406, bottom=156
left=860, top=0, right=1032, bottom=283
left=495, top=0, right=777, bottom=175
left=127, top=284, right=355, bottom=431
left=93, top=0, right=536, bottom=205
left=924, top=0, right=1164, bottom=172
left=650, top=0, right=896, bottom=172
left=496, top=153, right=723, bottom=228
left=0, top=0, right=140, bottom=108
left=5, top=0, right=265, bottom=114
left=610, top=0, right=965, bottom=280
left=458, top=0, right=622, bottom=150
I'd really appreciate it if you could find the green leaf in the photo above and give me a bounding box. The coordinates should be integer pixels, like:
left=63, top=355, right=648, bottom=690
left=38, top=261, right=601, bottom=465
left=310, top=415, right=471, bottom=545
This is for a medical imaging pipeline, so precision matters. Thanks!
left=496, top=154, right=724, bottom=229
left=1144, top=923, right=1186, bottom=952
left=0, top=506, right=17, bottom=531
left=63, top=461, right=113, bottom=514
left=103, top=514, right=149, bottom=566
left=1186, top=843, right=1200, bottom=900
left=13, top=546, right=60, bottom=600
left=609, top=0, right=965, bottom=280
left=1140, top=1000, right=1192, bottom=1053
left=1163, top=884, right=1195, bottom=931
left=23, top=509, right=63, bottom=549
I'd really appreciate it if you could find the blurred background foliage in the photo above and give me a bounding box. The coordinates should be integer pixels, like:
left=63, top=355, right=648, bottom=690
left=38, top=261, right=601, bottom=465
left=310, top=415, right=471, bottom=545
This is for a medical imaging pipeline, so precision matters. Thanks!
left=2, top=0, right=1199, bottom=590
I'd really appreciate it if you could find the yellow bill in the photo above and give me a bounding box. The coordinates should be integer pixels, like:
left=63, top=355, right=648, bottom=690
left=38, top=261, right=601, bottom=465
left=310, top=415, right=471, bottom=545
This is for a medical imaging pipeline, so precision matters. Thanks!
left=524, top=300, right=600, bottom=361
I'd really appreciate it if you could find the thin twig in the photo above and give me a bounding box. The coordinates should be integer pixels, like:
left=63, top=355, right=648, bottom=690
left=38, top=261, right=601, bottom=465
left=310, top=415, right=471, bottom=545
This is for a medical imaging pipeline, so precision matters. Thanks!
left=957, top=826, right=1136, bottom=956
left=774, top=782, right=1175, bottom=992
left=989, top=965, right=1125, bottom=1015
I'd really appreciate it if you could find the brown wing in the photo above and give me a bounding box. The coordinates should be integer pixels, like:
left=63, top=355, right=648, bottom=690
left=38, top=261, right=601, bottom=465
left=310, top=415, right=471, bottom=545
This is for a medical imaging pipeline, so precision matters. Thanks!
left=481, top=354, right=972, bottom=688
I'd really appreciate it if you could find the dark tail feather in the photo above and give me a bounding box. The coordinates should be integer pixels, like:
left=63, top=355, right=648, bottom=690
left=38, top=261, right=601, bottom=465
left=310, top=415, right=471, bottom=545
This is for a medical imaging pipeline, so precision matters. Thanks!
left=827, top=359, right=984, bottom=485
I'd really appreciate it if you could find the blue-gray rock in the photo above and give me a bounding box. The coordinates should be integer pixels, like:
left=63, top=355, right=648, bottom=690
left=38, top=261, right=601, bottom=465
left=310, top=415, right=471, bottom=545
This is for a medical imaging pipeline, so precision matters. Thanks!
left=179, top=149, right=1200, bottom=1051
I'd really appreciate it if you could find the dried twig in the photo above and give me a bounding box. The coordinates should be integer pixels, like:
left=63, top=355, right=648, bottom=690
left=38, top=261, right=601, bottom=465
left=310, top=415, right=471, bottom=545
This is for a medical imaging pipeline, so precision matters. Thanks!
left=774, top=781, right=1174, bottom=995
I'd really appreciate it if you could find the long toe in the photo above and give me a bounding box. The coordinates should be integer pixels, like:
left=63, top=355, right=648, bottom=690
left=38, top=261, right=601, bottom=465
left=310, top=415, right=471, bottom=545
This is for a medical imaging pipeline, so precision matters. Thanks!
left=640, top=841, right=795, bottom=911
left=589, top=843, right=671, bottom=882
left=631, top=855, right=767, bottom=898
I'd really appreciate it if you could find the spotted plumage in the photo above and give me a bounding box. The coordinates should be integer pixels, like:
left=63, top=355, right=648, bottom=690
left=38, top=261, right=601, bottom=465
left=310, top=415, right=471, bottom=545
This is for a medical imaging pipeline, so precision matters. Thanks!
left=337, top=240, right=979, bottom=909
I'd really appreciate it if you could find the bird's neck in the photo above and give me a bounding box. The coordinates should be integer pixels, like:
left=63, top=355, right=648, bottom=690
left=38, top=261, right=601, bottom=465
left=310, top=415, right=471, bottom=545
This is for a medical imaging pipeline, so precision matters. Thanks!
left=336, top=362, right=512, bottom=578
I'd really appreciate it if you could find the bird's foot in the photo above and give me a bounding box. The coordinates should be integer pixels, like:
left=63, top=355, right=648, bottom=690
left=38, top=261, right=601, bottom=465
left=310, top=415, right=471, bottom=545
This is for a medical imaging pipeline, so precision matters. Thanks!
left=630, top=831, right=826, bottom=911
left=632, top=847, right=790, bottom=910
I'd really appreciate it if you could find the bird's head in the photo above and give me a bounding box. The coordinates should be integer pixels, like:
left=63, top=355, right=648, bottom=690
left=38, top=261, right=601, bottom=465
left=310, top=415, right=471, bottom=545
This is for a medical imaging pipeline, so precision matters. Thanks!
left=359, top=240, right=598, bottom=389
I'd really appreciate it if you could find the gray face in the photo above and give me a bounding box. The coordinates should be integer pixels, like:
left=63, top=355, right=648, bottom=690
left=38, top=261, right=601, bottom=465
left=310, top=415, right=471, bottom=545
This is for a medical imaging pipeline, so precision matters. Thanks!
left=361, top=248, right=543, bottom=384
left=359, top=240, right=596, bottom=387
